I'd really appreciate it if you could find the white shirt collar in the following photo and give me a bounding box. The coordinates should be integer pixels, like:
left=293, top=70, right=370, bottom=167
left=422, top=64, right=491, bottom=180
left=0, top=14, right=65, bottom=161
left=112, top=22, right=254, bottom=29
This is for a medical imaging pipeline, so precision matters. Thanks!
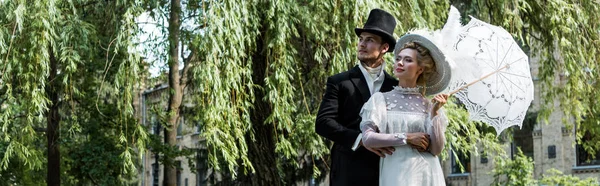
left=358, top=61, right=385, bottom=81
left=358, top=61, right=386, bottom=95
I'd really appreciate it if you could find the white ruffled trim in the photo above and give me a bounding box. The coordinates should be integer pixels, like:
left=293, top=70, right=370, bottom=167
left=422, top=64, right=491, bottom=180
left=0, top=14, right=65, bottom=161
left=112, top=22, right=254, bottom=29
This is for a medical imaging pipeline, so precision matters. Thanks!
left=392, top=86, right=422, bottom=94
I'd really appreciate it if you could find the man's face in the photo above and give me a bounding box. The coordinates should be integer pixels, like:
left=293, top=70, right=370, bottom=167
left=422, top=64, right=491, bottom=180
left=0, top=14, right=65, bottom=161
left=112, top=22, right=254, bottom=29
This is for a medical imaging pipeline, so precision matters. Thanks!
left=357, top=32, right=388, bottom=63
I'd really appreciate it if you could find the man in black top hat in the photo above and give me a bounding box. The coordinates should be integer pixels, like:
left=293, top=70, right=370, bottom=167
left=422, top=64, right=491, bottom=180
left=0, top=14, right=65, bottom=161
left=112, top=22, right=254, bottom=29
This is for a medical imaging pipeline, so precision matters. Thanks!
left=315, top=9, right=428, bottom=185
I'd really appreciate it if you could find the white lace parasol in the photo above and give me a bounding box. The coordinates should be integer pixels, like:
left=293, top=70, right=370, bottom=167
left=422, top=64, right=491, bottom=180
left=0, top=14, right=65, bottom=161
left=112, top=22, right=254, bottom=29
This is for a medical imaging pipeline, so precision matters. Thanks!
left=443, top=7, right=535, bottom=135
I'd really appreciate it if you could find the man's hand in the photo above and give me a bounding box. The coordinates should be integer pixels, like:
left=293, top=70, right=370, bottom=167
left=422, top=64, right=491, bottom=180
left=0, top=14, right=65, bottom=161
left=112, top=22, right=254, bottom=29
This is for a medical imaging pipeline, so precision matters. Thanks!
left=360, top=141, right=395, bottom=157
left=407, top=132, right=430, bottom=152
left=365, top=146, right=395, bottom=157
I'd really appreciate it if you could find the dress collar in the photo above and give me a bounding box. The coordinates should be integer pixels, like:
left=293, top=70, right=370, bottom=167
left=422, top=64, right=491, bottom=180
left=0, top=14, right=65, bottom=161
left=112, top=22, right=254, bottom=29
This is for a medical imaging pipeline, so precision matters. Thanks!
left=393, top=86, right=422, bottom=94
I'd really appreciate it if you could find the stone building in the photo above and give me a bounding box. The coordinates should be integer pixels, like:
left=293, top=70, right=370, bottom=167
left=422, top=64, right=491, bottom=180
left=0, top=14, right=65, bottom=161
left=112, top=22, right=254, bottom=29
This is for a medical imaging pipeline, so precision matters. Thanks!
left=444, top=107, right=600, bottom=185
left=444, top=56, right=600, bottom=185
left=138, top=83, right=213, bottom=186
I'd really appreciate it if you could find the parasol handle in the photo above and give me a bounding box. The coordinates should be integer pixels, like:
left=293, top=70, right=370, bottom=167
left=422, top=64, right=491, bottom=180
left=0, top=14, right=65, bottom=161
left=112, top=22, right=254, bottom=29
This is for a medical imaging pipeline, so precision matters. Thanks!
left=449, top=64, right=510, bottom=95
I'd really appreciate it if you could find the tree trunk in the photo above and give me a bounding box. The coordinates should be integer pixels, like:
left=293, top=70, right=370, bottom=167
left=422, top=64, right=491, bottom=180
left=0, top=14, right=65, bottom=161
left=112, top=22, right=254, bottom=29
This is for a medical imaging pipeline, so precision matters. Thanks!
left=164, top=0, right=182, bottom=185
left=47, top=46, right=60, bottom=186
left=237, top=21, right=281, bottom=186
left=240, top=123, right=280, bottom=186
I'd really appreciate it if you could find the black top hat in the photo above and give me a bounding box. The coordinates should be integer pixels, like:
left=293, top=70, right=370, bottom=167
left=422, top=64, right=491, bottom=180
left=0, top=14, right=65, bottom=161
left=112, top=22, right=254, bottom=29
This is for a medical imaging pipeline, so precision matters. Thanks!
left=355, top=9, right=397, bottom=52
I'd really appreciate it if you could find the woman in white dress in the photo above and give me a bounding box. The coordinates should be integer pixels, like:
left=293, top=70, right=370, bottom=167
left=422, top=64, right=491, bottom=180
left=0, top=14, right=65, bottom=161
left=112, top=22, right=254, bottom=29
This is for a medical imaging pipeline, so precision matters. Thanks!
left=359, top=33, right=452, bottom=186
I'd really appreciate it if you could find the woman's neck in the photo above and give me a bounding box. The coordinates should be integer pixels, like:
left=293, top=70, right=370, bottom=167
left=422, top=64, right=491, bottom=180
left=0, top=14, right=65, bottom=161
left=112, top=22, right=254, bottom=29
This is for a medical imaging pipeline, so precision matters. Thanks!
left=397, top=79, right=417, bottom=88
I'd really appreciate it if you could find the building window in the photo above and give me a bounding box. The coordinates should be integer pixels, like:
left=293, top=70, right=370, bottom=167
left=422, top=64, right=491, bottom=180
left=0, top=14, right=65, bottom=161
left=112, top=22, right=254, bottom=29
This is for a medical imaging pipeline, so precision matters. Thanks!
left=451, top=150, right=471, bottom=174
left=576, top=132, right=600, bottom=166
left=480, top=150, right=489, bottom=164
left=548, top=145, right=557, bottom=159
left=309, top=178, right=319, bottom=186
left=513, top=112, right=536, bottom=159
left=176, top=161, right=182, bottom=186
left=152, top=163, right=159, bottom=186
left=151, top=115, right=159, bottom=135
left=177, top=116, right=184, bottom=137
left=197, top=149, right=208, bottom=186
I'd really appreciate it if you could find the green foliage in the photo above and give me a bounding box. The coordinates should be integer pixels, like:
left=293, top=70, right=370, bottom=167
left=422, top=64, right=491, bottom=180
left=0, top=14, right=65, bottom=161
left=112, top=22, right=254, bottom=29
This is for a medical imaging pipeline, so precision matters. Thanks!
left=66, top=126, right=138, bottom=185
left=539, top=169, right=598, bottom=185
left=442, top=98, right=505, bottom=173
left=189, top=0, right=258, bottom=177
left=489, top=148, right=598, bottom=186
left=0, top=0, right=148, bottom=184
left=180, top=0, right=451, bottom=180
left=490, top=148, right=599, bottom=186
left=491, top=148, right=536, bottom=186
left=533, top=0, right=600, bottom=155
left=0, top=141, right=45, bottom=185
left=147, top=131, right=198, bottom=171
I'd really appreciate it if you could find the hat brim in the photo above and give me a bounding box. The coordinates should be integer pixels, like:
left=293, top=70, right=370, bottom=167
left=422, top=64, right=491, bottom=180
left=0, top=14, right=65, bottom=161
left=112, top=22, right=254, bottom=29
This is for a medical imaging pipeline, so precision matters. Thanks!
left=395, top=34, right=452, bottom=95
left=355, top=28, right=396, bottom=53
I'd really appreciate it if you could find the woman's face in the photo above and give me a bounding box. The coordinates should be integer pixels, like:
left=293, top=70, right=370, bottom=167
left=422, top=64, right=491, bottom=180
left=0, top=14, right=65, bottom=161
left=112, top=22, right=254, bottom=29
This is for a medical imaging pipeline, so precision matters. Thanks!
left=394, top=48, right=424, bottom=82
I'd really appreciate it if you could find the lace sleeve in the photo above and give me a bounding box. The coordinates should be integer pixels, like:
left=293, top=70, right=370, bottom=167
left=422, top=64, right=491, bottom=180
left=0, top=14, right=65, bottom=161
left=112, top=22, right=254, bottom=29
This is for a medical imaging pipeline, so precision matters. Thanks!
left=427, top=105, right=448, bottom=156
left=359, top=93, right=407, bottom=148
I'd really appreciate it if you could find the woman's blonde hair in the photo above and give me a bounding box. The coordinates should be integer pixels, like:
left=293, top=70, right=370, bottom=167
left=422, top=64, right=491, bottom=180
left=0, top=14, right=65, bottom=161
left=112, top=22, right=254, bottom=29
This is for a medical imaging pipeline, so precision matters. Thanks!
left=398, top=42, right=437, bottom=86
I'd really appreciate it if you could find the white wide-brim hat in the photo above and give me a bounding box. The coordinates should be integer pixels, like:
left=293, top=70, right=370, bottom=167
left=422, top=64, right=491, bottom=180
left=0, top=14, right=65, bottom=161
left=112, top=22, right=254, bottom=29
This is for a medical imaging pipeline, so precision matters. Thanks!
left=395, top=30, right=453, bottom=96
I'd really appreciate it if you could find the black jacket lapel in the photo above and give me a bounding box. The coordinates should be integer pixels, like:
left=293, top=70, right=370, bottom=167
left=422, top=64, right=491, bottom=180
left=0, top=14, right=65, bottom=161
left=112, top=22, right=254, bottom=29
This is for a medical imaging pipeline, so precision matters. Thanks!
left=349, top=65, right=371, bottom=103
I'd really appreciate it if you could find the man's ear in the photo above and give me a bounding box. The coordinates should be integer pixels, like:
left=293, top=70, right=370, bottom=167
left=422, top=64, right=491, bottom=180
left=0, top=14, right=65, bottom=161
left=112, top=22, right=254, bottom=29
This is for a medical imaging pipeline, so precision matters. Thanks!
left=381, top=43, right=390, bottom=53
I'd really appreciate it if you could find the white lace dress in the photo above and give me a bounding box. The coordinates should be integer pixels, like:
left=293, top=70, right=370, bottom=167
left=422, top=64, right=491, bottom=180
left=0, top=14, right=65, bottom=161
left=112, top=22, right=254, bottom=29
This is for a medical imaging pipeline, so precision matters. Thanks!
left=359, top=86, right=447, bottom=186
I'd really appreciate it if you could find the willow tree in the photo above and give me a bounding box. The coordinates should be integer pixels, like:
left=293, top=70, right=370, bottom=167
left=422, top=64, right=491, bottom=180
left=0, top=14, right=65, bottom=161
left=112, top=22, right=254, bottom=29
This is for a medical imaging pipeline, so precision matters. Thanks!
left=140, top=0, right=451, bottom=185
left=141, top=0, right=599, bottom=185
left=183, top=0, right=451, bottom=185
left=0, top=0, right=147, bottom=185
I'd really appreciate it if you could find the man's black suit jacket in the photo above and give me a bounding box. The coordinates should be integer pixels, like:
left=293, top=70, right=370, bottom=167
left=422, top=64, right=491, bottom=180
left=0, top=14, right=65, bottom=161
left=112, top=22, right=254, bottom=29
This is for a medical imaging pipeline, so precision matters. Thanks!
left=316, top=65, right=398, bottom=186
